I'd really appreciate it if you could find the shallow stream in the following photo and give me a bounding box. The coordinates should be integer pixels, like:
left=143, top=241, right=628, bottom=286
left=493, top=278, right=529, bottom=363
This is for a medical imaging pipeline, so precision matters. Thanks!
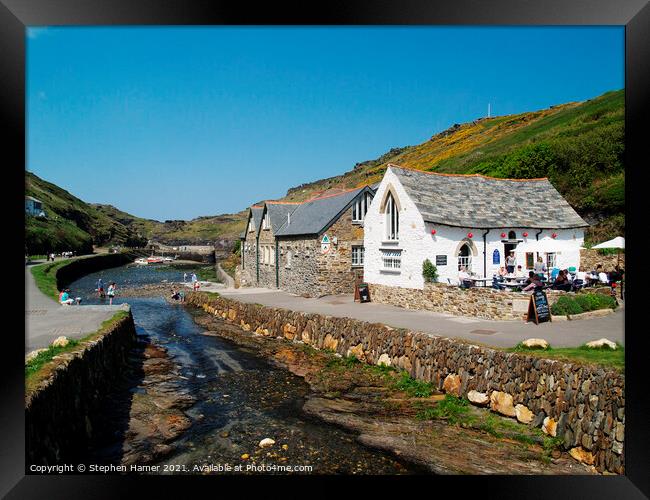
left=68, top=265, right=417, bottom=474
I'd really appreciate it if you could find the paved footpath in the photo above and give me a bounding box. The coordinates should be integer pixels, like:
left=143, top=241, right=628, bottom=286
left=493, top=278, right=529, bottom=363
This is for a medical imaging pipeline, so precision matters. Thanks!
left=213, top=287, right=624, bottom=349
left=25, top=261, right=129, bottom=354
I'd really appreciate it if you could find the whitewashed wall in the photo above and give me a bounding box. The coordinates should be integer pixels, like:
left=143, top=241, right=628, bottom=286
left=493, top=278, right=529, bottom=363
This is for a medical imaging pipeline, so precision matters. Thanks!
left=364, top=167, right=585, bottom=290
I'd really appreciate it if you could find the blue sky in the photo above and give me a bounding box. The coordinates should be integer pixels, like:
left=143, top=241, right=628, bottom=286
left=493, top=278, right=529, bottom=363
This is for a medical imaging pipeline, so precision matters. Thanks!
left=27, top=26, right=623, bottom=221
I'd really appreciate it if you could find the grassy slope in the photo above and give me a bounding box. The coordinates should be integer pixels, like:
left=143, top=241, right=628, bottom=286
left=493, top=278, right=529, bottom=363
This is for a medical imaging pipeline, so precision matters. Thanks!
left=25, top=172, right=149, bottom=253
left=29, top=89, right=624, bottom=248
left=278, top=90, right=624, bottom=243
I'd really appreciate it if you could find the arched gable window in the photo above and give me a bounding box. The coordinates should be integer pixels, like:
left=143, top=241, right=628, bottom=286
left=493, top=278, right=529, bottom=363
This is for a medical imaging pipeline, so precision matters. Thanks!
left=385, top=192, right=399, bottom=240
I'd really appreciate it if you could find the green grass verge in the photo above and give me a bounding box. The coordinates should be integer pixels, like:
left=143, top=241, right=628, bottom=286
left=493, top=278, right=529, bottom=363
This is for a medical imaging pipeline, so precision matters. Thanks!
left=25, top=310, right=130, bottom=385
left=508, top=342, right=624, bottom=372
left=29, top=259, right=73, bottom=301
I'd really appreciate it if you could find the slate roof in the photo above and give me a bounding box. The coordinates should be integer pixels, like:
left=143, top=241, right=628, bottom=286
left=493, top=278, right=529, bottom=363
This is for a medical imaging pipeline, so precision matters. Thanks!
left=250, top=206, right=264, bottom=232
left=275, top=187, right=371, bottom=237
left=266, top=203, right=301, bottom=233
left=389, top=165, right=588, bottom=229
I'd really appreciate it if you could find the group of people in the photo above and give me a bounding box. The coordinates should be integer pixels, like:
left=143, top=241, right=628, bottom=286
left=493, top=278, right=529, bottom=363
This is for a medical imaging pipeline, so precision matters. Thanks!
left=47, top=251, right=75, bottom=261
left=170, top=289, right=186, bottom=302
left=96, top=278, right=117, bottom=305
left=183, top=272, right=201, bottom=291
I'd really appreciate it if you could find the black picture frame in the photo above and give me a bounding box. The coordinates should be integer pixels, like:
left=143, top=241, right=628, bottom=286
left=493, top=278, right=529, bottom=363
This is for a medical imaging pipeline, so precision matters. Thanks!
left=2, top=0, right=648, bottom=497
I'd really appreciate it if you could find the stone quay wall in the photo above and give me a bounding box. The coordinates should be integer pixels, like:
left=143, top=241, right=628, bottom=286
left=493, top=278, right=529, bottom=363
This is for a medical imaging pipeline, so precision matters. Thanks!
left=369, top=282, right=566, bottom=321
left=25, top=310, right=137, bottom=465
left=56, top=252, right=138, bottom=289
left=186, top=291, right=625, bottom=474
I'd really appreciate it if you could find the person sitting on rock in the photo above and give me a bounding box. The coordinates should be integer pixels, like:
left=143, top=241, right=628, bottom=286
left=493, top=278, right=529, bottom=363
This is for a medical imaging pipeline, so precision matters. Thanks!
left=59, top=289, right=75, bottom=305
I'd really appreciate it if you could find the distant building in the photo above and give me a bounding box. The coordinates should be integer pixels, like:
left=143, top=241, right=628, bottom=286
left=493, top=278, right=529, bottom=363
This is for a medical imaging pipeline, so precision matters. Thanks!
left=25, top=196, right=46, bottom=218
left=364, top=164, right=589, bottom=288
left=239, top=185, right=376, bottom=297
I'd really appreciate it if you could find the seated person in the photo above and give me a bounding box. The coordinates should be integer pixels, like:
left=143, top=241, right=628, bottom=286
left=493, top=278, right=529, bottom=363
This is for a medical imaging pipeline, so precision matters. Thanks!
left=171, top=289, right=180, bottom=301
left=498, top=266, right=507, bottom=277
left=522, top=271, right=543, bottom=292
left=492, top=275, right=506, bottom=290
left=575, top=266, right=588, bottom=282
left=552, top=271, right=572, bottom=291
left=458, top=267, right=472, bottom=288
left=515, top=265, right=526, bottom=278
left=59, top=289, right=75, bottom=305
left=598, top=270, right=610, bottom=285
left=563, top=269, right=573, bottom=283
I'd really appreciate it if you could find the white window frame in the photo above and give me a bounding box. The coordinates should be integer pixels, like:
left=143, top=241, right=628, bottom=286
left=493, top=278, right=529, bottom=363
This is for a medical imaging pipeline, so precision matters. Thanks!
left=352, top=192, right=374, bottom=223
left=381, top=249, right=401, bottom=270
left=270, top=245, right=275, bottom=265
left=546, top=252, right=557, bottom=269
left=352, top=246, right=364, bottom=267
left=457, top=243, right=472, bottom=272
left=285, top=249, right=292, bottom=268
left=385, top=192, right=399, bottom=241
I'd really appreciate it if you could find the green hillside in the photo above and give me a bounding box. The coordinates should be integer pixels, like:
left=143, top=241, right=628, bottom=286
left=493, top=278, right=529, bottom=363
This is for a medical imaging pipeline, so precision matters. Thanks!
left=280, top=89, right=624, bottom=243
left=26, top=89, right=624, bottom=251
left=25, top=172, right=149, bottom=254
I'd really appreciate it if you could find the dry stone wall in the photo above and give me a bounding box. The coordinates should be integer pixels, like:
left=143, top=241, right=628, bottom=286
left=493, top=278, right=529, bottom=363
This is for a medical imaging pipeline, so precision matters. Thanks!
left=580, top=248, right=625, bottom=272
left=25, top=311, right=137, bottom=465
left=186, top=292, right=625, bottom=474
left=370, top=282, right=566, bottom=321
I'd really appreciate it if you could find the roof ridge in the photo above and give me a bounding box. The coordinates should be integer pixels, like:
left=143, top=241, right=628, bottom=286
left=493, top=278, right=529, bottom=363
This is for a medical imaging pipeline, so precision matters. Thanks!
left=307, top=186, right=365, bottom=202
left=387, top=163, right=549, bottom=182
left=265, top=200, right=302, bottom=205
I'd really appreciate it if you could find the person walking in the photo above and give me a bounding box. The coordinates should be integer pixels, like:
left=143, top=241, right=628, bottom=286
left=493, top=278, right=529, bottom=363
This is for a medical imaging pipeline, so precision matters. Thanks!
left=97, top=278, right=105, bottom=298
left=183, top=272, right=188, bottom=283
left=534, top=256, right=547, bottom=278
left=107, top=282, right=116, bottom=305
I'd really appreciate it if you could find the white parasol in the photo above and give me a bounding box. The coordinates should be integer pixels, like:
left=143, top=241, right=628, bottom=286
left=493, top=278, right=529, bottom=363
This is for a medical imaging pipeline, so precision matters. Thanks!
left=591, top=237, right=625, bottom=266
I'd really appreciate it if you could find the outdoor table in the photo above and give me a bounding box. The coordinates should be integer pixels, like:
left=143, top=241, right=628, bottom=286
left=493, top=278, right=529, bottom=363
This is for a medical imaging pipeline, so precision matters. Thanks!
left=469, top=277, right=492, bottom=287
left=502, top=282, right=526, bottom=289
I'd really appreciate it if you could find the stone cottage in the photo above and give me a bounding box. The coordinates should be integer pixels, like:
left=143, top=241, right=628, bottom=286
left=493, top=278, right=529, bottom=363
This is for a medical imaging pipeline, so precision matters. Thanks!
left=239, top=186, right=375, bottom=296
left=364, top=164, right=589, bottom=290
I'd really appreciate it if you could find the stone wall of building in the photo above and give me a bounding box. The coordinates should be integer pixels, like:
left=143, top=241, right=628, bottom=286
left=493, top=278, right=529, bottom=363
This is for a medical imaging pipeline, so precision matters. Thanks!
left=257, top=226, right=276, bottom=288
left=240, top=230, right=258, bottom=287
left=580, top=248, right=625, bottom=272
left=315, top=205, right=365, bottom=296
left=186, top=291, right=625, bottom=474
left=278, top=237, right=322, bottom=297
left=369, top=282, right=566, bottom=321
left=25, top=310, right=137, bottom=465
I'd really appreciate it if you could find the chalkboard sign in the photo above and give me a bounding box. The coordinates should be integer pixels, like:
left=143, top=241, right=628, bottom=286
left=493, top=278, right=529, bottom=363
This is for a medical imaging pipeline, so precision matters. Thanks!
left=436, top=255, right=447, bottom=266
left=527, top=289, right=551, bottom=324
left=357, top=283, right=371, bottom=303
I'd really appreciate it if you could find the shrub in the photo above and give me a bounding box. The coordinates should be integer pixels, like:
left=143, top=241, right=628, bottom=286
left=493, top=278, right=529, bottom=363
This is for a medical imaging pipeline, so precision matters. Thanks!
left=551, top=296, right=583, bottom=316
left=422, top=259, right=439, bottom=283
left=552, top=293, right=617, bottom=316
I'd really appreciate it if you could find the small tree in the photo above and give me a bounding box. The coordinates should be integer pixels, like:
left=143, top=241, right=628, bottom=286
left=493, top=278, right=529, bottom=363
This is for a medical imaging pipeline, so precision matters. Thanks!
left=422, top=259, right=439, bottom=283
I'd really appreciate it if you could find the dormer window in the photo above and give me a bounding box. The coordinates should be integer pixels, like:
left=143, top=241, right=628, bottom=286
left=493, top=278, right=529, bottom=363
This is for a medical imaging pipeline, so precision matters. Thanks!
left=352, top=192, right=374, bottom=223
